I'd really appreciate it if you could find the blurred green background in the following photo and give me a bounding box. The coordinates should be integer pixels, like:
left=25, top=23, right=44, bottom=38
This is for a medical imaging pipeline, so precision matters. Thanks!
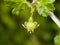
left=0, top=0, right=60, bottom=45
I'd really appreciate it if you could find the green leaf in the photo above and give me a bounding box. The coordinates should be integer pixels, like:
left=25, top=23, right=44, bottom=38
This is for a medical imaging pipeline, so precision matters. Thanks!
left=4, top=0, right=25, bottom=8
left=12, top=3, right=30, bottom=16
left=4, top=1, right=16, bottom=8
left=54, top=34, right=60, bottom=45
left=37, top=0, right=55, bottom=4
left=4, top=0, right=25, bottom=3
left=46, top=3, right=55, bottom=11
left=37, top=6, right=44, bottom=15
left=42, top=11, right=49, bottom=17
left=37, top=6, right=49, bottom=17
left=12, top=3, right=25, bottom=15
left=36, top=0, right=55, bottom=17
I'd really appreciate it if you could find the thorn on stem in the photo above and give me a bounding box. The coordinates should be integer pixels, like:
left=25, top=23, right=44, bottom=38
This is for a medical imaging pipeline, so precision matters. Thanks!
left=49, top=12, right=60, bottom=28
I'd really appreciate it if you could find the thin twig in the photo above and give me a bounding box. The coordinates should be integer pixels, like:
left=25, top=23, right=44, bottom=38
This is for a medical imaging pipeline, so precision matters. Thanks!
left=49, top=12, right=60, bottom=28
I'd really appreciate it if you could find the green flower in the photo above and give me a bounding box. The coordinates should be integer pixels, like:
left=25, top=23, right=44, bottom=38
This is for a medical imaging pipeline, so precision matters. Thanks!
left=22, top=16, right=39, bottom=33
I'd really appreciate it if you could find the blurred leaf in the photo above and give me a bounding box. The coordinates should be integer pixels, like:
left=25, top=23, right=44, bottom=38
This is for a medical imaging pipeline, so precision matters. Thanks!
left=1, top=15, right=16, bottom=30
left=54, top=34, right=60, bottom=45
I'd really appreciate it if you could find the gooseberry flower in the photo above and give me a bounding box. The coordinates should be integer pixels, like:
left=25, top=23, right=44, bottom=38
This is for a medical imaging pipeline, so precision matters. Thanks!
left=22, top=16, right=39, bottom=33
